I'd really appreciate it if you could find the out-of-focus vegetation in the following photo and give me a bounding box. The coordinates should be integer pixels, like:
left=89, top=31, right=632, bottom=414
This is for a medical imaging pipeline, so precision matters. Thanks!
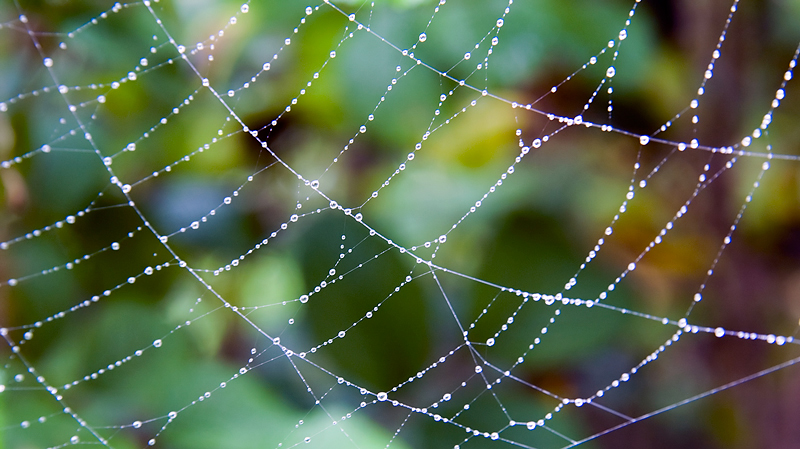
left=1, top=0, right=800, bottom=448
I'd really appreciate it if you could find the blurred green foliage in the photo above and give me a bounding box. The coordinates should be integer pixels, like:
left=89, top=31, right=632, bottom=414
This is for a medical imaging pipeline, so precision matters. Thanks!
left=1, top=0, right=800, bottom=448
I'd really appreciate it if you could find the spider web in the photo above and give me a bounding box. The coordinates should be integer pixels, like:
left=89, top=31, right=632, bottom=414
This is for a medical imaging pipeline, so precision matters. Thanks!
left=2, top=0, right=800, bottom=448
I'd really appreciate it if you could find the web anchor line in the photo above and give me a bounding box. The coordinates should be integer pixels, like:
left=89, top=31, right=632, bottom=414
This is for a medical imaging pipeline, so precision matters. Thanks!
left=562, top=353, right=800, bottom=449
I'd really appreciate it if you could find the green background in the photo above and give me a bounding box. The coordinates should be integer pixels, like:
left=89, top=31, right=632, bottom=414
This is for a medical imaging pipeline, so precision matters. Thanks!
left=1, top=0, right=800, bottom=448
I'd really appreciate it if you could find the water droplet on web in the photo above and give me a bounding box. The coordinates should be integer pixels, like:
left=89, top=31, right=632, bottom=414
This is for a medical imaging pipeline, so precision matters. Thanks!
left=606, top=66, right=616, bottom=78
left=639, top=135, right=649, bottom=145
left=153, top=339, right=162, bottom=348
left=496, top=18, right=504, bottom=27
left=418, top=32, right=427, bottom=42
